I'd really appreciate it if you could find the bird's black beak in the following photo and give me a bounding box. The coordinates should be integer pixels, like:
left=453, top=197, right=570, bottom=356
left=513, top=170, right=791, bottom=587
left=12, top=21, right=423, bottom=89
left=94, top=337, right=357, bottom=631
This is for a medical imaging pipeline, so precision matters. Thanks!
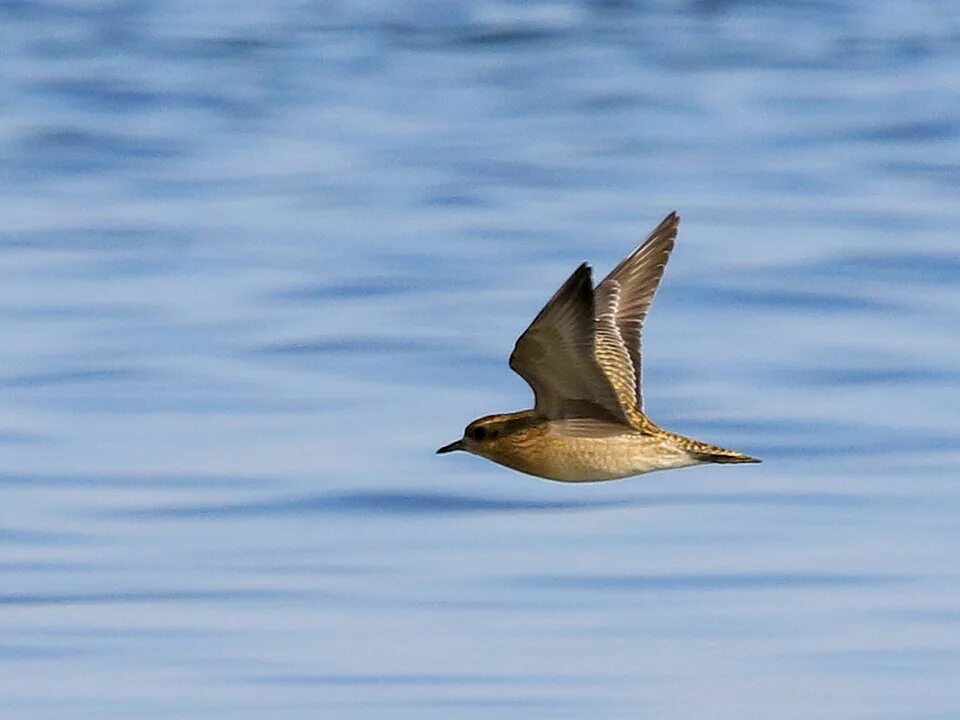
left=436, top=439, right=465, bottom=454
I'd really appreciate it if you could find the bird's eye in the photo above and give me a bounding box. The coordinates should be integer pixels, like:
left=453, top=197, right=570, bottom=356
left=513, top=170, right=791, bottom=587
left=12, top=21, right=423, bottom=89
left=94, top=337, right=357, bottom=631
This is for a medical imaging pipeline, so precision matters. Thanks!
left=471, top=427, right=487, bottom=441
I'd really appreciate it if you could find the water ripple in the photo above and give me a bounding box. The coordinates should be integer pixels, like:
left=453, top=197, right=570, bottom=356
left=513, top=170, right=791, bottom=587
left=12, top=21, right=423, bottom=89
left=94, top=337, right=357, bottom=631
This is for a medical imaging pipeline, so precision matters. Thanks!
left=512, top=572, right=905, bottom=593
left=243, top=673, right=607, bottom=687
left=679, top=286, right=900, bottom=313
left=0, top=588, right=318, bottom=607
left=0, top=474, right=268, bottom=489
left=106, top=489, right=901, bottom=521
left=108, top=490, right=638, bottom=519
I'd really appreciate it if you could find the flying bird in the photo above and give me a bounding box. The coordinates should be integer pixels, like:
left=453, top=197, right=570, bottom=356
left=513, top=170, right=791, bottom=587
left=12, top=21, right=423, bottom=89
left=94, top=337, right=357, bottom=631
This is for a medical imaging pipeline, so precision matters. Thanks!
left=437, top=212, right=759, bottom=481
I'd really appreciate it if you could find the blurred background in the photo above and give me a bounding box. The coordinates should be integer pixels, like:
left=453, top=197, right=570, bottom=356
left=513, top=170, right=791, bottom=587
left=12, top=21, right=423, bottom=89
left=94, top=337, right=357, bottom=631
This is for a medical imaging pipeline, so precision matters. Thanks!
left=1, top=1, right=959, bottom=718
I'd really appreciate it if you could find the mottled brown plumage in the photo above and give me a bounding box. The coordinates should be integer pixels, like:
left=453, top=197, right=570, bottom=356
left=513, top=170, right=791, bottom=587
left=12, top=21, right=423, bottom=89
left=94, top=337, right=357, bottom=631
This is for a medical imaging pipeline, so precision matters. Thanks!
left=437, top=212, right=760, bottom=482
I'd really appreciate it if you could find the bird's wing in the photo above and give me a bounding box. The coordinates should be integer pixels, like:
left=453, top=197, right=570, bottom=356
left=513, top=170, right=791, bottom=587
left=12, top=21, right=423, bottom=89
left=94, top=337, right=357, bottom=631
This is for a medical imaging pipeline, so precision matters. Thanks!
left=509, top=263, right=630, bottom=424
left=593, top=212, right=679, bottom=413
left=550, top=417, right=637, bottom=439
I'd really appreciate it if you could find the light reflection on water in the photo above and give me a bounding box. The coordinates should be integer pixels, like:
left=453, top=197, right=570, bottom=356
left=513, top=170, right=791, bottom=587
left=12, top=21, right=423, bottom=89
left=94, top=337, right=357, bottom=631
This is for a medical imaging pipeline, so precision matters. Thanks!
left=1, top=1, right=959, bottom=718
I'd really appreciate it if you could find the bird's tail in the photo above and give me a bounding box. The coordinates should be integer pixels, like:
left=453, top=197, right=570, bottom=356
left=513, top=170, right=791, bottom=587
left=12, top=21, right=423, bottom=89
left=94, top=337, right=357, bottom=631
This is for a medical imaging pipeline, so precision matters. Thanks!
left=690, top=447, right=761, bottom=464
left=663, top=431, right=761, bottom=464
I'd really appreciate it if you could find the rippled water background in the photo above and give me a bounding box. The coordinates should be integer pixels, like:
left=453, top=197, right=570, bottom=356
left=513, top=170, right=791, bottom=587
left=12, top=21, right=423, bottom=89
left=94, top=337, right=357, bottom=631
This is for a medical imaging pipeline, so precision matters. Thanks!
left=2, top=2, right=959, bottom=718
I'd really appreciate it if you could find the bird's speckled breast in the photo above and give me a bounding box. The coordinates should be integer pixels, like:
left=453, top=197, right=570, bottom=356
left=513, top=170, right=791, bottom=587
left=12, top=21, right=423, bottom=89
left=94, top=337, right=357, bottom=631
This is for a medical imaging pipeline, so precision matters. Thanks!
left=487, top=427, right=697, bottom=482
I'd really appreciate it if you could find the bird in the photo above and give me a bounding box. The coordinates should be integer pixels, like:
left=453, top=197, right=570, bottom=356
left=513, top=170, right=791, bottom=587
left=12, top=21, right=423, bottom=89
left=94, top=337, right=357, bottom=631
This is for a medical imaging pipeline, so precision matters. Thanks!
left=436, top=211, right=760, bottom=482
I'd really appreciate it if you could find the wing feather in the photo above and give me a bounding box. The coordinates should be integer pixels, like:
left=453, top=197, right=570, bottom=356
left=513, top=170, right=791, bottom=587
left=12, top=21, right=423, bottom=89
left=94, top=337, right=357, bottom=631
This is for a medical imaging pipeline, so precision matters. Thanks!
left=593, top=212, right=678, bottom=411
left=509, top=264, right=628, bottom=423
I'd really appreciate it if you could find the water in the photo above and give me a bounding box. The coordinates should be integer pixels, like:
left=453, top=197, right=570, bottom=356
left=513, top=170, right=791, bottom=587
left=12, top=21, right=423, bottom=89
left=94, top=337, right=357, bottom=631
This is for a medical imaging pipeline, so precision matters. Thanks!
left=1, top=1, right=959, bottom=718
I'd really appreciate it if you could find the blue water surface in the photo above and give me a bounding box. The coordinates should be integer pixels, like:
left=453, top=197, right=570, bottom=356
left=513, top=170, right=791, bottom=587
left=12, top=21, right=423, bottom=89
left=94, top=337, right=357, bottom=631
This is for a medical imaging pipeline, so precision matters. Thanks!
left=1, top=2, right=959, bottom=718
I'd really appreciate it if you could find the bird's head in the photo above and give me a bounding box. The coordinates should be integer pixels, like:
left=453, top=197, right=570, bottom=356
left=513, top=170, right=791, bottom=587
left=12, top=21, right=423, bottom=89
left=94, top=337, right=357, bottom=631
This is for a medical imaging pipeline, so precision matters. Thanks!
left=436, top=414, right=521, bottom=459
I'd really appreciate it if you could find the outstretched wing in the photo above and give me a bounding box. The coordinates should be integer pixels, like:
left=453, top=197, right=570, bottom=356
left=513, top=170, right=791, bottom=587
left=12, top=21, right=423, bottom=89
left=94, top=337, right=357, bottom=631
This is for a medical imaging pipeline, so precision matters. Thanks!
left=509, top=264, right=629, bottom=424
left=593, top=212, right=679, bottom=412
